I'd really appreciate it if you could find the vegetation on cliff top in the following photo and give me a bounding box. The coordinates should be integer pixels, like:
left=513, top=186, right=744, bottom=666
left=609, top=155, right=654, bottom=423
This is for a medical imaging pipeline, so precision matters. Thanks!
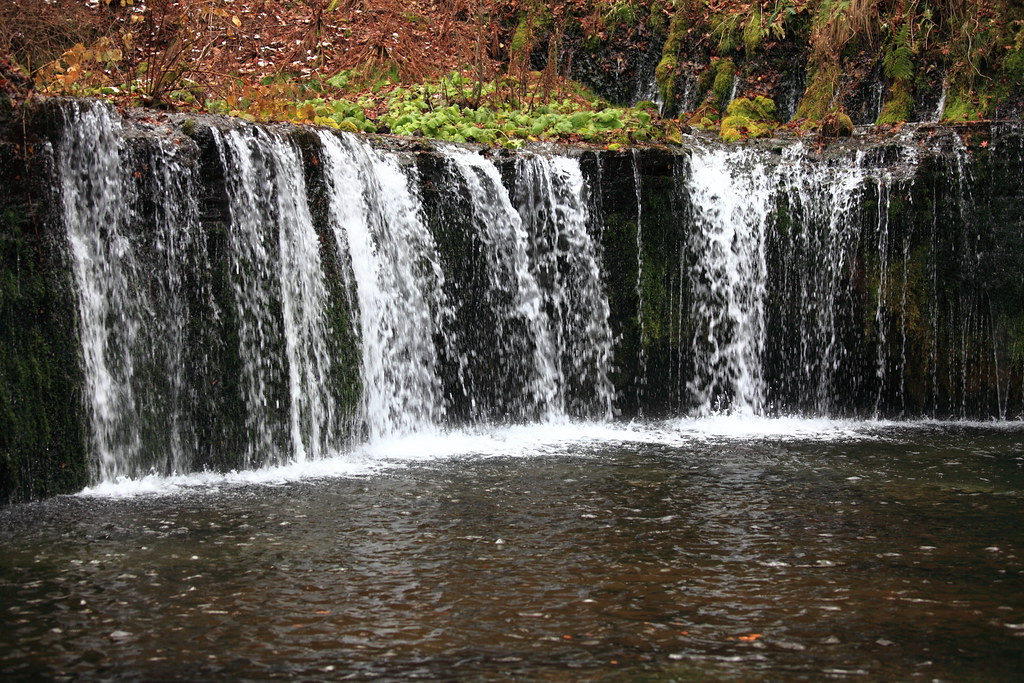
left=1, top=1, right=1023, bottom=145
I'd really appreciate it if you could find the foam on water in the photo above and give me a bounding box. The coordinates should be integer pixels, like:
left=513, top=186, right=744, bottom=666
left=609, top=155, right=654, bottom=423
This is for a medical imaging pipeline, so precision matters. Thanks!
left=75, top=416, right=945, bottom=499
left=78, top=454, right=386, bottom=499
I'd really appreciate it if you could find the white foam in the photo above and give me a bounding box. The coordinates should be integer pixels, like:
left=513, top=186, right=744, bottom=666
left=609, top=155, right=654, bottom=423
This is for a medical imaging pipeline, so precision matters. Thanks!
left=75, top=416, right=1022, bottom=499
left=667, top=414, right=875, bottom=441
left=78, top=454, right=385, bottom=499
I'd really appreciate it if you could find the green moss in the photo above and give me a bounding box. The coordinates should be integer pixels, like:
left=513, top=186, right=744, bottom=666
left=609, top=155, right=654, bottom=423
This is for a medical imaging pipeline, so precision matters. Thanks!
left=1006, top=49, right=1024, bottom=83
left=510, top=15, right=533, bottom=54
left=710, top=59, right=736, bottom=112
left=655, top=53, right=679, bottom=106
left=819, top=110, right=853, bottom=137
left=712, top=12, right=743, bottom=54
left=655, top=6, right=691, bottom=110
left=795, top=62, right=839, bottom=121
left=720, top=114, right=750, bottom=142
left=1005, top=28, right=1024, bottom=83
left=695, top=65, right=714, bottom=98
left=743, top=4, right=763, bottom=58
left=941, top=87, right=991, bottom=122
left=603, top=0, right=638, bottom=28
left=728, top=94, right=776, bottom=120
left=646, top=0, right=668, bottom=33
left=719, top=95, right=777, bottom=142
left=876, top=79, right=913, bottom=125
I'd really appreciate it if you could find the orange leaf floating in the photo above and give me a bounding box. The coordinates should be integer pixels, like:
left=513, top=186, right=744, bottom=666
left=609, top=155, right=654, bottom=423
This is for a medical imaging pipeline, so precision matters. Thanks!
left=738, top=633, right=763, bottom=642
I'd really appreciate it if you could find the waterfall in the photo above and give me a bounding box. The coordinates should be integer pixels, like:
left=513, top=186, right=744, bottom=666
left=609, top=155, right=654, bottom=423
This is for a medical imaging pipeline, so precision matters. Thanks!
left=441, top=147, right=562, bottom=420
left=316, top=130, right=448, bottom=440
left=683, top=144, right=775, bottom=415
left=213, top=126, right=341, bottom=466
left=767, top=145, right=870, bottom=413
left=631, top=150, right=648, bottom=411
left=933, top=82, right=948, bottom=123
left=438, top=146, right=614, bottom=421
left=59, top=103, right=141, bottom=480
left=513, top=155, right=615, bottom=419
left=39, top=99, right=1024, bottom=490
left=58, top=102, right=209, bottom=480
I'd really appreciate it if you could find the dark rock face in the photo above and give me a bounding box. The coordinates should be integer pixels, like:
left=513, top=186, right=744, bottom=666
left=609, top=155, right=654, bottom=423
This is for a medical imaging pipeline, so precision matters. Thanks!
left=0, top=105, right=89, bottom=504
left=2, top=99, right=1022, bottom=502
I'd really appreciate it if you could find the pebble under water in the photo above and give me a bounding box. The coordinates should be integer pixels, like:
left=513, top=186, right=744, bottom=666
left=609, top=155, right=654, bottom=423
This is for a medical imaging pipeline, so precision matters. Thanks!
left=2, top=420, right=1023, bottom=681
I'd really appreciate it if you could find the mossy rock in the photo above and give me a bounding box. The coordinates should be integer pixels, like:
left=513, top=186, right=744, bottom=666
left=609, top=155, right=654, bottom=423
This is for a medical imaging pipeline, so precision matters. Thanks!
left=819, top=111, right=854, bottom=138
left=876, top=80, right=913, bottom=125
left=796, top=63, right=839, bottom=121
left=655, top=53, right=679, bottom=106
left=720, top=114, right=752, bottom=142
left=719, top=96, right=778, bottom=142
left=711, top=59, right=737, bottom=111
left=726, top=95, right=777, bottom=121
left=1004, top=28, right=1024, bottom=82
left=686, top=103, right=720, bottom=128
left=656, top=7, right=692, bottom=114
left=941, top=87, right=991, bottom=122
left=743, top=4, right=763, bottom=58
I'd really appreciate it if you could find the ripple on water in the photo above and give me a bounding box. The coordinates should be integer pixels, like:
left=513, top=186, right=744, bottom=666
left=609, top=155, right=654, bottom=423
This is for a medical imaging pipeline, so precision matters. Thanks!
left=1, top=419, right=1023, bottom=680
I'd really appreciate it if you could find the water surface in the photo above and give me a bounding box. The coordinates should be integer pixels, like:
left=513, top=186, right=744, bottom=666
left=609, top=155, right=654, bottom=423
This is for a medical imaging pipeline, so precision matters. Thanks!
left=2, top=419, right=1023, bottom=680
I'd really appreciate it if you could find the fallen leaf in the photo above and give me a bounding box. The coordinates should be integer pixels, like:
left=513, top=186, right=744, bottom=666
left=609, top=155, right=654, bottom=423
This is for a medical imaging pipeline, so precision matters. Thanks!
left=738, top=633, right=763, bottom=642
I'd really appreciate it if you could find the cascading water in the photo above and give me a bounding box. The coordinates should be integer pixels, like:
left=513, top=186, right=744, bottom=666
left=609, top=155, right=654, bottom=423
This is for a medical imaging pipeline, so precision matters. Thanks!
left=316, top=130, right=449, bottom=440
left=213, top=126, right=341, bottom=466
left=42, top=101, right=1024, bottom=490
left=631, top=150, right=648, bottom=410
left=766, top=144, right=872, bottom=413
left=58, top=102, right=210, bottom=480
left=441, top=147, right=562, bottom=420
left=682, top=144, right=775, bottom=415
left=60, top=103, right=142, bottom=480
left=512, top=155, right=615, bottom=419
left=439, top=147, right=615, bottom=422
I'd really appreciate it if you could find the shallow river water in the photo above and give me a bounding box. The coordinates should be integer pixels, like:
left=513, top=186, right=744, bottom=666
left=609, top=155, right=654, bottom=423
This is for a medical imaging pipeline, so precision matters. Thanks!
left=2, top=418, right=1023, bottom=681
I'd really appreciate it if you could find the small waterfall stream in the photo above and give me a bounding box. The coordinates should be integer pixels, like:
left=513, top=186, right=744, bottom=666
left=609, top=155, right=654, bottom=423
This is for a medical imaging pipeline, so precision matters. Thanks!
left=317, top=131, right=449, bottom=440
left=682, top=145, right=774, bottom=415
left=442, top=146, right=562, bottom=419
left=214, top=127, right=340, bottom=466
left=59, top=102, right=212, bottom=480
left=512, top=155, right=615, bottom=419
left=60, top=103, right=142, bottom=480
